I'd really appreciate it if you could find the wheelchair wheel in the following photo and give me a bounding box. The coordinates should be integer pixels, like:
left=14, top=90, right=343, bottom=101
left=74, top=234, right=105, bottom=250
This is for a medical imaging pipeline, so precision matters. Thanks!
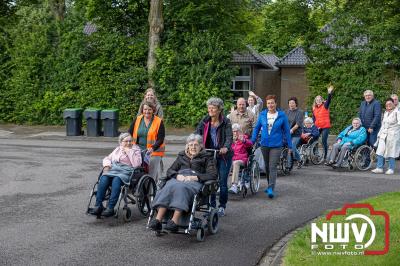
left=310, top=141, right=325, bottom=165
left=207, top=209, right=219, bottom=235
left=354, top=145, right=374, bottom=171
left=196, top=227, right=205, bottom=242
left=121, top=207, right=132, bottom=222
left=280, top=148, right=291, bottom=175
left=250, top=161, right=260, bottom=194
left=136, top=175, right=157, bottom=217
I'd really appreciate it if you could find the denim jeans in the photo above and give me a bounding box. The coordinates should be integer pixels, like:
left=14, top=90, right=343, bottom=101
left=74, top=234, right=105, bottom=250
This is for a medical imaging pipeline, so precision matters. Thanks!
left=95, top=175, right=123, bottom=209
left=211, top=155, right=232, bottom=209
left=289, top=136, right=301, bottom=163
left=377, top=155, right=395, bottom=170
left=320, top=128, right=330, bottom=159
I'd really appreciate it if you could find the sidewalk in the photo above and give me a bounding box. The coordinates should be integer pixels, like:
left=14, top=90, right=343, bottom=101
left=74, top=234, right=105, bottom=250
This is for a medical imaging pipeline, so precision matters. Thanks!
left=0, top=124, right=193, bottom=144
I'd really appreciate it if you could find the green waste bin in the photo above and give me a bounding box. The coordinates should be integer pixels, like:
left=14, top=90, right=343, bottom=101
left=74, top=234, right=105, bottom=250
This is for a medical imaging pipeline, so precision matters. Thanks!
left=101, top=109, right=119, bottom=137
left=63, top=108, right=83, bottom=136
left=84, top=108, right=102, bottom=137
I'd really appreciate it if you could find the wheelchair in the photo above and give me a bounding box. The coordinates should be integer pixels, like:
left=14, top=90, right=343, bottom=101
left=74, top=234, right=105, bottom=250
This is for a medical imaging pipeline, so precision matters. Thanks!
left=298, top=137, right=324, bottom=167
left=86, top=163, right=157, bottom=222
left=147, top=149, right=220, bottom=242
left=330, top=144, right=376, bottom=171
left=278, top=146, right=292, bottom=175
left=232, top=145, right=261, bottom=198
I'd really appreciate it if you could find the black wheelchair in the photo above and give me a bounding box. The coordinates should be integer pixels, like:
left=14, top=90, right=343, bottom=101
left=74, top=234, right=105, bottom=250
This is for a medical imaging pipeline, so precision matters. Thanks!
left=297, top=137, right=324, bottom=167
left=279, top=146, right=292, bottom=175
left=147, top=149, right=220, bottom=242
left=86, top=163, right=156, bottom=222
left=232, top=145, right=261, bottom=198
left=330, top=144, right=376, bottom=171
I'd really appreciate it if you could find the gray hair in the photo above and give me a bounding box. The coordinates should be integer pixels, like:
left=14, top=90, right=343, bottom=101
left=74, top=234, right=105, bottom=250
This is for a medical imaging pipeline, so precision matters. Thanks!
left=304, top=117, right=313, bottom=124
left=363, top=90, right=374, bottom=96
left=352, top=117, right=362, bottom=125
left=232, top=123, right=242, bottom=132
left=186, top=133, right=203, bottom=147
left=119, top=132, right=131, bottom=144
left=206, top=97, right=224, bottom=110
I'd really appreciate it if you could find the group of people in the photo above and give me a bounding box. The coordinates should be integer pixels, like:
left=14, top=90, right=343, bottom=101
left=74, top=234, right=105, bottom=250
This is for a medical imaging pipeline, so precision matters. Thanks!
left=91, top=86, right=400, bottom=223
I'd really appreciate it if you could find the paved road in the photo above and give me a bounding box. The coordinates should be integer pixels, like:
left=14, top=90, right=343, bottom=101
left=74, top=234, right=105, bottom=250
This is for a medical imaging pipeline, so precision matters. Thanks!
left=1, top=137, right=400, bottom=266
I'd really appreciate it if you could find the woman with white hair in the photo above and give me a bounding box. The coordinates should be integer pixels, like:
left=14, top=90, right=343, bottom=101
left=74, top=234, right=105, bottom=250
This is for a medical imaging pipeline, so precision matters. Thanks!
left=91, top=133, right=142, bottom=217
left=371, top=98, right=400, bottom=174
left=148, top=134, right=217, bottom=232
left=326, top=118, right=367, bottom=168
left=196, top=97, right=233, bottom=217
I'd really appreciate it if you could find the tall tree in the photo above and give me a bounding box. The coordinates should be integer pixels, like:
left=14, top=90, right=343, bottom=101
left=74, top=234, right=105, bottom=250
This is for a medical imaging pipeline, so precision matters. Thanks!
left=147, top=0, right=163, bottom=86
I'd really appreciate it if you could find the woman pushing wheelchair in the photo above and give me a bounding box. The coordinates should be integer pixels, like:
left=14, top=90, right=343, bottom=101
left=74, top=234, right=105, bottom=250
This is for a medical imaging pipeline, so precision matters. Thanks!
left=148, top=134, right=217, bottom=232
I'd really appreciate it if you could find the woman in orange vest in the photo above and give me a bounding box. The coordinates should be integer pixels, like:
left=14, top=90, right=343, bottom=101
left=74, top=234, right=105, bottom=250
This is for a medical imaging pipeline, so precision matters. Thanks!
left=312, top=85, right=334, bottom=160
left=129, top=101, right=165, bottom=182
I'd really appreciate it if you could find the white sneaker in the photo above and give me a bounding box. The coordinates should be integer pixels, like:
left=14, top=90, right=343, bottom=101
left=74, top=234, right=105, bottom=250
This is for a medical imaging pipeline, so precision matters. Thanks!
left=217, top=207, right=225, bottom=217
left=371, top=168, right=384, bottom=174
left=228, top=184, right=238, bottom=194
left=245, top=182, right=250, bottom=189
left=385, top=169, right=394, bottom=175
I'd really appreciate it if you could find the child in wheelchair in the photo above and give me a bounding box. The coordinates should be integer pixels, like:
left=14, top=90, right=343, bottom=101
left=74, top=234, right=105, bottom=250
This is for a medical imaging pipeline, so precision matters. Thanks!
left=228, top=123, right=253, bottom=194
left=89, top=133, right=142, bottom=217
left=148, top=134, right=218, bottom=239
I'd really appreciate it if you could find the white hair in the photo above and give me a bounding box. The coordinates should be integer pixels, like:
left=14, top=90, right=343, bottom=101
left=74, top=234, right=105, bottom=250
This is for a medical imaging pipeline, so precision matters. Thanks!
left=352, top=117, right=362, bottom=125
left=118, top=132, right=131, bottom=144
left=232, top=123, right=242, bottom=132
left=304, top=117, right=313, bottom=124
left=206, top=97, right=224, bottom=110
left=363, top=90, right=374, bottom=96
left=186, top=134, right=203, bottom=147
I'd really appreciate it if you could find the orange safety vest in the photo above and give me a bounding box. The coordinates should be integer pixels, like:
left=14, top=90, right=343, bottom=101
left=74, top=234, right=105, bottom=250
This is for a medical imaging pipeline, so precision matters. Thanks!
left=131, top=115, right=165, bottom=157
left=313, top=104, right=331, bottom=129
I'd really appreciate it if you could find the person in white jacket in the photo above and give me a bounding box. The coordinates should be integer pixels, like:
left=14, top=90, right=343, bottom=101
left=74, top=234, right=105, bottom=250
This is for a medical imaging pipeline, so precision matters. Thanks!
left=371, top=98, right=400, bottom=175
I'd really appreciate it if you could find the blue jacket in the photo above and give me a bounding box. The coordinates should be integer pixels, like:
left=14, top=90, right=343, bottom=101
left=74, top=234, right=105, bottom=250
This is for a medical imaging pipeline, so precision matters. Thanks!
left=337, top=126, right=367, bottom=147
left=358, top=99, right=381, bottom=130
left=251, top=110, right=292, bottom=149
left=302, top=125, right=320, bottom=140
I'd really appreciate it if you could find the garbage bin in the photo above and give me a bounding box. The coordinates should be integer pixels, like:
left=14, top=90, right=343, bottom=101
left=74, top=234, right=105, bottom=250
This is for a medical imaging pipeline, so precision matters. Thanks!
left=63, top=108, right=83, bottom=136
left=101, top=109, right=119, bottom=137
left=83, top=108, right=101, bottom=137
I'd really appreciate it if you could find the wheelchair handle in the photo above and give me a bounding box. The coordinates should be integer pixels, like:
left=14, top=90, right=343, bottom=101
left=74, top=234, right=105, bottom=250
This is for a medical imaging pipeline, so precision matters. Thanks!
left=205, top=149, right=220, bottom=160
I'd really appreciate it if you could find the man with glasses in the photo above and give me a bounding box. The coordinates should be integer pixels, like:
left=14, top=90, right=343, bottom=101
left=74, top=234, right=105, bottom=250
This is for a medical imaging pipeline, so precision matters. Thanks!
left=359, top=90, right=382, bottom=147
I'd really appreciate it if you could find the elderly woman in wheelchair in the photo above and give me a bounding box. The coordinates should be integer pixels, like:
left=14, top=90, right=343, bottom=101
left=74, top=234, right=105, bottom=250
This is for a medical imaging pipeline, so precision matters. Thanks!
left=148, top=134, right=218, bottom=235
left=89, top=133, right=142, bottom=217
left=325, top=118, right=367, bottom=168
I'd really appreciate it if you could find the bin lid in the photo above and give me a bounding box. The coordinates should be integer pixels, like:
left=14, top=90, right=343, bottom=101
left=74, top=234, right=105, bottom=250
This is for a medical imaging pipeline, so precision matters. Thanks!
left=101, top=109, right=119, bottom=112
left=63, top=108, right=83, bottom=119
left=84, top=108, right=101, bottom=119
left=64, top=108, right=83, bottom=111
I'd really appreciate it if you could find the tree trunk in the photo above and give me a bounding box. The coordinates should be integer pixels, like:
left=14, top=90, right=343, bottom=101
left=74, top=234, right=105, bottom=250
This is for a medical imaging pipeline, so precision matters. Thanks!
left=147, top=0, right=164, bottom=87
left=49, top=0, right=65, bottom=21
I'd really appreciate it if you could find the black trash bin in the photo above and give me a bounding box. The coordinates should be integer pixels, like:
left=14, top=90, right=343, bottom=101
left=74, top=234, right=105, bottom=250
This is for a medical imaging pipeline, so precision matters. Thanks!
left=84, top=108, right=102, bottom=137
left=63, top=108, right=83, bottom=136
left=101, top=109, right=119, bottom=137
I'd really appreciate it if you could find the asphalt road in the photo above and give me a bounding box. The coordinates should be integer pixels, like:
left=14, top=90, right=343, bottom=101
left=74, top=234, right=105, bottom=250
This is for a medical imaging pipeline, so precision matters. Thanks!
left=1, top=137, right=400, bottom=266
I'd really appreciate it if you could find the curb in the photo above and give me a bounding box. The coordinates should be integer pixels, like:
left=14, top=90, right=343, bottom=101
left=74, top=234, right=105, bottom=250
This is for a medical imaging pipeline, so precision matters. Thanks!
left=258, top=217, right=318, bottom=266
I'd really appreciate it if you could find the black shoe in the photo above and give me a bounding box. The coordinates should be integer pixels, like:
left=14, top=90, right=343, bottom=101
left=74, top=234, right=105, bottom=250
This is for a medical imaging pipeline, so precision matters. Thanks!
left=90, top=205, right=103, bottom=215
left=148, top=219, right=162, bottom=231
left=165, top=220, right=179, bottom=232
left=102, top=208, right=115, bottom=217
left=325, top=161, right=334, bottom=166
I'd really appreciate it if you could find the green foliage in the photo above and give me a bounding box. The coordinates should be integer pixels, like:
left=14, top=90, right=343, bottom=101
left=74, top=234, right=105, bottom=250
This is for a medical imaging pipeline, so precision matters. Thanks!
left=155, top=0, right=251, bottom=126
left=307, top=0, right=400, bottom=133
left=254, top=0, right=317, bottom=57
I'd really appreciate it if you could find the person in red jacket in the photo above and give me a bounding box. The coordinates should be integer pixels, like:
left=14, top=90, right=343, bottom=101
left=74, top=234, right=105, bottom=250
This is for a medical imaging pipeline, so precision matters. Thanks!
left=312, top=85, right=334, bottom=160
left=228, top=123, right=252, bottom=194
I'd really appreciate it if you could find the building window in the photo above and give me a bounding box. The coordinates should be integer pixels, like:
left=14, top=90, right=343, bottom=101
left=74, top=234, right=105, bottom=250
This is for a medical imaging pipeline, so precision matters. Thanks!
left=231, top=66, right=251, bottom=98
